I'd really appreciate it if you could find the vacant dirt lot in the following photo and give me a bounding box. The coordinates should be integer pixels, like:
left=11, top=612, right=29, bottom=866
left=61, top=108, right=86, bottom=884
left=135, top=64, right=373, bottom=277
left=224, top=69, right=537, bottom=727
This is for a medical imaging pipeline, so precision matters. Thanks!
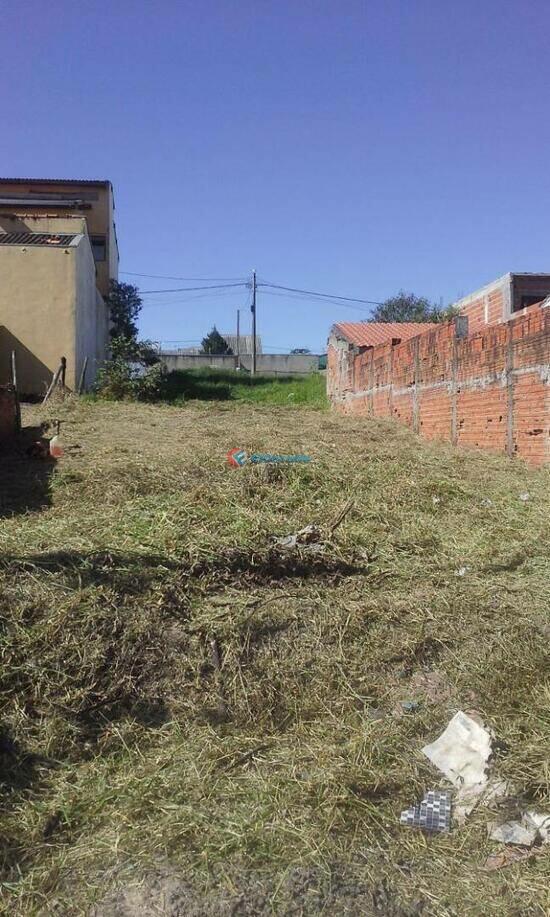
left=1, top=398, right=549, bottom=915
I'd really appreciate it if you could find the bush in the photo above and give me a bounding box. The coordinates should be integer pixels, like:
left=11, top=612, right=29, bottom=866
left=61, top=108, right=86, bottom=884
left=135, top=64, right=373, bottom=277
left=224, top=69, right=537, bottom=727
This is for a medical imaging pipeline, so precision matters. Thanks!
left=95, top=360, right=170, bottom=402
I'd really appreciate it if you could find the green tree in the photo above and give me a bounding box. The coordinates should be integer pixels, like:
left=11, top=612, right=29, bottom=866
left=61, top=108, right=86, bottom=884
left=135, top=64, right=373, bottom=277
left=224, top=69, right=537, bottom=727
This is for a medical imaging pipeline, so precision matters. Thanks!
left=201, top=326, right=233, bottom=354
left=105, top=280, right=158, bottom=365
left=372, top=291, right=452, bottom=323
left=96, top=280, right=161, bottom=400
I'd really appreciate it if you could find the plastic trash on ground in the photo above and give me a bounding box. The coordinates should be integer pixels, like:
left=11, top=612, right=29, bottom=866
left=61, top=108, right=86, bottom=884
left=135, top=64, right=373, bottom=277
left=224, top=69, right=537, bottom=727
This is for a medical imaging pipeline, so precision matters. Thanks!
left=422, top=711, right=492, bottom=822
left=400, top=790, right=451, bottom=834
left=488, top=811, right=550, bottom=847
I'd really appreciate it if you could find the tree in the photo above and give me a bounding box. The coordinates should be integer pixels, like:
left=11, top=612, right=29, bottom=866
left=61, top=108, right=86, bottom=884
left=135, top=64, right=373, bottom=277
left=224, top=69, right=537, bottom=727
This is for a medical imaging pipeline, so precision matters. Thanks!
left=106, top=281, right=142, bottom=341
left=201, top=326, right=233, bottom=354
left=105, top=280, right=158, bottom=365
left=371, top=291, right=448, bottom=324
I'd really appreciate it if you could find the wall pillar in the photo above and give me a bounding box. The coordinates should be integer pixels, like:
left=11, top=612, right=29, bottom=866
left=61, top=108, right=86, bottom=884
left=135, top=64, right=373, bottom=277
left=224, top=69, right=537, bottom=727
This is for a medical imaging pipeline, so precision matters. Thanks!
left=412, top=337, right=420, bottom=434
left=505, top=327, right=515, bottom=457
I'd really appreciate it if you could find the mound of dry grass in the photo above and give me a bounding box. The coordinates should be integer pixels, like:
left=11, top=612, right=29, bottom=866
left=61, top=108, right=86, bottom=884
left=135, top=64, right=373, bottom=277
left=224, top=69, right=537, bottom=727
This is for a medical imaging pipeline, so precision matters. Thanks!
left=0, top=399, right=549, bottom=915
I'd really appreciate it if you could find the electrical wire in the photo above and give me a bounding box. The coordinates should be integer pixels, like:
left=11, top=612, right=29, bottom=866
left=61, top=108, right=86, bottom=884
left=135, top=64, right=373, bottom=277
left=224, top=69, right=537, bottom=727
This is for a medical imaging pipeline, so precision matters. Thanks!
left=121, top=271, right=248, bottom=282
left=259, top=279, right=381, bottom=306
left=260, top=288, right=372, bottom=314
left=139, top=282, right=247, bottom=294
left=141, top=289, right=245, bottom=309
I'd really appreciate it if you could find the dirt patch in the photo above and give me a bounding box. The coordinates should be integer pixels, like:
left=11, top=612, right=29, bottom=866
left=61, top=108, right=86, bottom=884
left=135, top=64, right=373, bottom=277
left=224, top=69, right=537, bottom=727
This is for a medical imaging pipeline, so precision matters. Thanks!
left=92, top=865, right=423, bottom=916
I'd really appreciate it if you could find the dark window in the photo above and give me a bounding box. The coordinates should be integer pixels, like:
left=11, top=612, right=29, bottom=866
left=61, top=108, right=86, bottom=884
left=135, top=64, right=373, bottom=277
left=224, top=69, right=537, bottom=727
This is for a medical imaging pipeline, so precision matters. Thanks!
left=90, top=235, right=106, bottom=262
left=514, top=294, right=546, bottom=312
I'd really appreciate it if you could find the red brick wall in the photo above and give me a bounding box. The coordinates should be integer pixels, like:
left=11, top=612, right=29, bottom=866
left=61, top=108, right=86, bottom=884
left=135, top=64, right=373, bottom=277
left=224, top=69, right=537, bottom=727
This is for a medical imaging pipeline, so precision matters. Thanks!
left=458, top=286, right=506, bottom=333
left=327, top=304, right=549, bottom=465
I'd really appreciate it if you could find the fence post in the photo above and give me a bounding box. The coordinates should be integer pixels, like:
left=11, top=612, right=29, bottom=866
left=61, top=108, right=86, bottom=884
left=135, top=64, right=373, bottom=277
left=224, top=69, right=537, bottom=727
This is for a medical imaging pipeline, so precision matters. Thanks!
left=78, top=356, right=89, bottom=395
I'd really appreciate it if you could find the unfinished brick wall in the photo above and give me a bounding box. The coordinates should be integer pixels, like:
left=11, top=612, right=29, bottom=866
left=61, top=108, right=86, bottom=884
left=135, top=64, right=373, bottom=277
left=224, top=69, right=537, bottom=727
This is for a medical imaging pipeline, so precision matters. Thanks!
left=328, top=304, right=549, bottom=465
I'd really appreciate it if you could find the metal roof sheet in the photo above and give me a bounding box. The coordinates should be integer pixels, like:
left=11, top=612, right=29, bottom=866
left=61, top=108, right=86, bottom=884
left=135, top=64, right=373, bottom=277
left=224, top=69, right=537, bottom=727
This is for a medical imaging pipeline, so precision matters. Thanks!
left=332, top=321, right=439, bottom=347
left=0, top=178, right=110, bottom=186
left=0, top=231, right=78, bottom=246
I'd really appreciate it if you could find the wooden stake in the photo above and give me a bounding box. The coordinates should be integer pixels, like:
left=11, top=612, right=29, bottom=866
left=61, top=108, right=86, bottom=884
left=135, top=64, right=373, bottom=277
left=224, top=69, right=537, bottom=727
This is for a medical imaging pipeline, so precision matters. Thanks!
left=78, top=356, right=88, bottom=395
left=327, top=499, right=355, bottom=537
left=43, top=361, right=63, bottom=405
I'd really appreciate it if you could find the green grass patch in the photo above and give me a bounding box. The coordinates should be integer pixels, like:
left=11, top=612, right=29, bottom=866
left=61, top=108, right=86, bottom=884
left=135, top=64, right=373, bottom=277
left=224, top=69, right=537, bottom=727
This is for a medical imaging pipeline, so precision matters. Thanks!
left=160, top=368, right=327, bottom=407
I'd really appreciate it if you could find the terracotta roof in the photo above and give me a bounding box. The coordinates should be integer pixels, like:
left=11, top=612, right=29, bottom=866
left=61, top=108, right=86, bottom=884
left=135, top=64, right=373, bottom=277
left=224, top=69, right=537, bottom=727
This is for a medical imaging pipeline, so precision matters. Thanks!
left=332, top=321, right=438, bottom=347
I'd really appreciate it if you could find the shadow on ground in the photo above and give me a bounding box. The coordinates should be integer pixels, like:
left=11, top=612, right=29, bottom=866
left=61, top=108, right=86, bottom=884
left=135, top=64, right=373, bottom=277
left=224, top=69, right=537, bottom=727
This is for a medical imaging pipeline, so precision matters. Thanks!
left=0, top=426, right=55, bottom=517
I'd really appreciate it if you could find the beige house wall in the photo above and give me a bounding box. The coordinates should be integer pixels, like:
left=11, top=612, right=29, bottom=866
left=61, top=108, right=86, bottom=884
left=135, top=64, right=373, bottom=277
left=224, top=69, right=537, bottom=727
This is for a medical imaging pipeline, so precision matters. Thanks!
left=73, top=239, right=109, bottom=387
left=0, top=235, right=106, bottom=395
left=0, top=180, right=118, bottom=297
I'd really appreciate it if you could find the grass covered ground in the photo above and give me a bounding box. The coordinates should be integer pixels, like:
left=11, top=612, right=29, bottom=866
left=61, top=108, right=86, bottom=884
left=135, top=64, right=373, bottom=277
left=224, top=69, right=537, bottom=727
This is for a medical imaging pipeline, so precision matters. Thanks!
left=97, top=367, right=328, bottom=407
left=0, top=397, right=549, bottom=915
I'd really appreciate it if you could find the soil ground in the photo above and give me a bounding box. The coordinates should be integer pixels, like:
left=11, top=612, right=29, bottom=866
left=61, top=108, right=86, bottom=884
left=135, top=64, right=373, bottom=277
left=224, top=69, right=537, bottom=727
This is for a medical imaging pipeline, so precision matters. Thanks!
left=1, top=397, right=549, bottom=915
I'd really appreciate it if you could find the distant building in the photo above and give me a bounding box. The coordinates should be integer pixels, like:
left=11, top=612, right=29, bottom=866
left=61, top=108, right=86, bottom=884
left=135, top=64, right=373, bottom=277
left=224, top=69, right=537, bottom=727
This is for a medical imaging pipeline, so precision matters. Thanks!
left=220, top=333, right=262, bottom=355
left=452, top=272, right=550, bottom=333
left=0, top=178, right=119, bottom=394
left=172, top=334, right=262, bottom=356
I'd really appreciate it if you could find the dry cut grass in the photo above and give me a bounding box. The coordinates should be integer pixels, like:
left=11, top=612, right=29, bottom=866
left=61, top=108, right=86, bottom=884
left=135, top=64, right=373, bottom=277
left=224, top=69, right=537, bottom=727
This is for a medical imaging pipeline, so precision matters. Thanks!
left=0, top=397, right=549, bottom=915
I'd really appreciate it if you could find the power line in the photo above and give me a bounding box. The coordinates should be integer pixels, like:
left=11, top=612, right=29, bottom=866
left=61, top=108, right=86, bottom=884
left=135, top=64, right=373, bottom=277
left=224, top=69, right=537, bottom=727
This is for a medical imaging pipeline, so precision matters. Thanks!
left=259, top=279, right=381, bottom=306
left=141, top=289, right=244, bottom=309
left=121, top=271, right=247, bottom=282
left=140, top=282, right=247, bottom=294
left=260, top=288, right=372, bottom=314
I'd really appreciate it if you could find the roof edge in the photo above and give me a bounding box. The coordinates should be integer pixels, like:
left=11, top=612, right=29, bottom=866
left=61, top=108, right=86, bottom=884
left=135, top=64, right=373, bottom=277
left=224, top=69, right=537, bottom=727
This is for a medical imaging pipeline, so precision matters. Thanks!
left=0, top=178, right=112, bottom=187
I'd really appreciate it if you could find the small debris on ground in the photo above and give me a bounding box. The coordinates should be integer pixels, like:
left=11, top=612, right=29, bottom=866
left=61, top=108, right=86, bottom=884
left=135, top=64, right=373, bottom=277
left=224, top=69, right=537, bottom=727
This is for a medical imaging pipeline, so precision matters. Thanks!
left=273, top=524, right=322, bottom=550
left=393, top=700, right=421, bottom=717
left=366, top=706, right=385, bottom=721
left=409, top=670, right=453, bottom=705
left=455, top=566, right=471, bottom=577
left=519, top=492, right=530, bottom=502
left=484, top=847, right=543, bottom=871
left=422, top=711, right=492, bottom=822
left=488, top=811, right=550, bottom=847
left=400, top=790, right=451, bottom=834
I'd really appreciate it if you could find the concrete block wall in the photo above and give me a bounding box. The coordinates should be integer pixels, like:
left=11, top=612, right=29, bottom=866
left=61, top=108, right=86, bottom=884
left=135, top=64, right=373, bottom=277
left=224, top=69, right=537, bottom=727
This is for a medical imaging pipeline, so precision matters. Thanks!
left=161, top=352, right=320, bottom=376
left=328, top=304, right=549, bottom=465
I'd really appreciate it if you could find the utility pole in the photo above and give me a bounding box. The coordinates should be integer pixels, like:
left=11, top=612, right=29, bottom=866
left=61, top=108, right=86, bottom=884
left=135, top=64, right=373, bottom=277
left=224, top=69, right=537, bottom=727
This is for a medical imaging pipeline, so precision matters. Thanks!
left=236, top=308, right=240, bottom=370
left=251, top=269, right=257, bottom=376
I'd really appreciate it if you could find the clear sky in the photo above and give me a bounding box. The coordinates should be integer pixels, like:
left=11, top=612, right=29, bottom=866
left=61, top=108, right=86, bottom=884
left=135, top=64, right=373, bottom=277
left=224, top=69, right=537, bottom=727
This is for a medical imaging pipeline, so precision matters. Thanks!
left=2, top=0, right=549, bottom=353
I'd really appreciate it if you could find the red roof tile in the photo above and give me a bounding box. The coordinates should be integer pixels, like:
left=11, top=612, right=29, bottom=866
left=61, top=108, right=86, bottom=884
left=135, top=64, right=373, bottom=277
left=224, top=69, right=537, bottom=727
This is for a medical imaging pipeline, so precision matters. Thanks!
left=332, top=321, right=438, bottom=347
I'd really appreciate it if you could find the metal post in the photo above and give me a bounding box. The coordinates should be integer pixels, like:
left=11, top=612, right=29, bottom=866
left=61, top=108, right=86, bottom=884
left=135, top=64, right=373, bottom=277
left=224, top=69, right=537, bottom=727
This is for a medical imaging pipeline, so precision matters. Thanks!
left=60, top=356, right=67, bottom=400
left=236, top=309, right=240, bottom=370
left=251, top=270, right=257, bottom=376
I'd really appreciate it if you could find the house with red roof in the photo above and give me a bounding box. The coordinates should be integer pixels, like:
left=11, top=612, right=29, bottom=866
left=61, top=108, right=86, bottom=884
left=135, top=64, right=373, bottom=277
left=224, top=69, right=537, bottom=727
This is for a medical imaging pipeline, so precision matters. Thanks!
left=327, top=320, right=438, bottom=401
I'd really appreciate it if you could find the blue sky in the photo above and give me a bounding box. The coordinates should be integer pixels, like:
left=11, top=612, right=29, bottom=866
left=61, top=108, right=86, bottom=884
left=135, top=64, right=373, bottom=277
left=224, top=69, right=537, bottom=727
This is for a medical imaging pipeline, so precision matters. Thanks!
left=3, top=0, right=549, bottom=353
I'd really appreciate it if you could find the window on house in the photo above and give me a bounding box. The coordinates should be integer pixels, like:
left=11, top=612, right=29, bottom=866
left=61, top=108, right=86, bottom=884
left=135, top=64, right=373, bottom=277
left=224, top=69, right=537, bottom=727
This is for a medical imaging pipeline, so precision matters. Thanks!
left=90, top=235, right=106, bottom=262
left=513, top=294, right=546, bottom=312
